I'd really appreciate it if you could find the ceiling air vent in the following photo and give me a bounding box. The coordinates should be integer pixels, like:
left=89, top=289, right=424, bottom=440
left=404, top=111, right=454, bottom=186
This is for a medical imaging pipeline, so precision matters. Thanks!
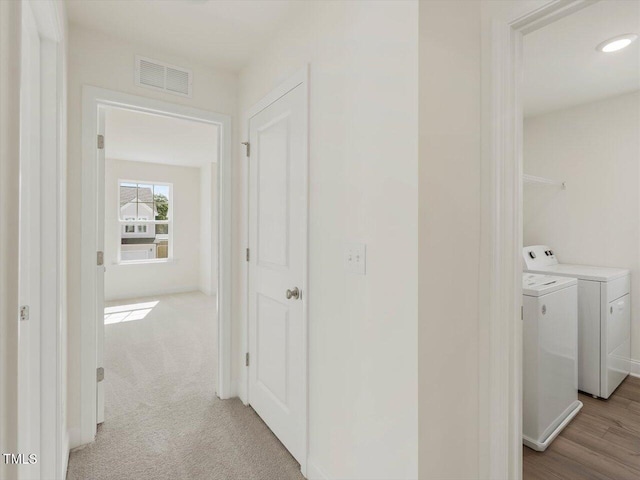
left=135, top=55, right=192, bottom=98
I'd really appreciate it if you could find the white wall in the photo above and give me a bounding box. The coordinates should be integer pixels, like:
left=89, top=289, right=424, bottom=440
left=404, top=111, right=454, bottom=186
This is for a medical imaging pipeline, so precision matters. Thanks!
left=199, top=162, right=218, bottom=296
left=419, top=2, right=482, bottom=478
left=104, top=159, right=201, bottom=300
left=238, top=2, right=418, bottom=478
left=67, top=24, right=236, bottom=447
left=105, top=107, right=219, bottom=166
left=524, top=91, right=640, bottom=364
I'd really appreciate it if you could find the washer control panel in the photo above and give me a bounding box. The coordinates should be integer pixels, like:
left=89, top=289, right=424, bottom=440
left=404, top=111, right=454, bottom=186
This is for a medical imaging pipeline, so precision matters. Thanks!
left=523, top=245, right=558, bottom=269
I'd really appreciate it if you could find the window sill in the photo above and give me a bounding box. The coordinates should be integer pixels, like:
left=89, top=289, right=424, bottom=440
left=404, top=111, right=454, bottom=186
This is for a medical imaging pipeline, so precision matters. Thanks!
left=116, top=259, right=174, bottom=266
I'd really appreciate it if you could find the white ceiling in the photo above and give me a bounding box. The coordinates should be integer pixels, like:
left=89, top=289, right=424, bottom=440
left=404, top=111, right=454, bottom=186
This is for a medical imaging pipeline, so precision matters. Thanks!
left=523, top=0, right=640, bottom=117
left=65, top=0, right=307, bottom=72
left=105, top=107, right=218, bottom=167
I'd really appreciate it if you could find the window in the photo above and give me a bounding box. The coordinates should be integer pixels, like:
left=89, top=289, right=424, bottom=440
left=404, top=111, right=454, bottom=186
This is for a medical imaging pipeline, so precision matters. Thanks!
left=118, top=181, right=172, bottom=263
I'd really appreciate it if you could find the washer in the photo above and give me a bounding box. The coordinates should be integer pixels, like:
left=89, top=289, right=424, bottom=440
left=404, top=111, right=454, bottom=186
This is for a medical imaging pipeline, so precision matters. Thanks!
left=523, top=245, right=631, bottom=398
left=523, top=273, right=582, bottom=451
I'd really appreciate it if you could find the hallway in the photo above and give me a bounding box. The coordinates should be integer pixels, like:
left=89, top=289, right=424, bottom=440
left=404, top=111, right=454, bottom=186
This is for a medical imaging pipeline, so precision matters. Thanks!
left=66, top=292, right=303, bottom=480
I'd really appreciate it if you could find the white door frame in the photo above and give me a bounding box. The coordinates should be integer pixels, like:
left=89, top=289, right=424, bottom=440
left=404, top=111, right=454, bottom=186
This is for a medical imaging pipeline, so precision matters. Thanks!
left=79, top=87, right=233, bottom=445
left=240, top=67, right=309, bottom=475
left=15, top=1, right=67, bottom=479
left=484, top=1, right=597, bottom=478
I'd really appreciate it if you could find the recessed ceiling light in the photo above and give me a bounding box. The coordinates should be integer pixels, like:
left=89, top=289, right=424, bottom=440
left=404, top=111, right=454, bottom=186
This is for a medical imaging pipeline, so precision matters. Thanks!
left=596, top=34, right=638, bottom=53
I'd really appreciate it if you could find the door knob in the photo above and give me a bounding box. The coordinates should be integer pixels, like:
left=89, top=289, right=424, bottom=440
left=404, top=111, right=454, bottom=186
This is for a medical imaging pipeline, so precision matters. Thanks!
left=286, top=287, right=300, bottom=300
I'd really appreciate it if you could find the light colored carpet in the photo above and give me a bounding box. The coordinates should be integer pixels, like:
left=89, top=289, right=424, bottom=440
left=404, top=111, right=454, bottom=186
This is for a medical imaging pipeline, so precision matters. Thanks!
left=66, top=291, right=304, bottom=480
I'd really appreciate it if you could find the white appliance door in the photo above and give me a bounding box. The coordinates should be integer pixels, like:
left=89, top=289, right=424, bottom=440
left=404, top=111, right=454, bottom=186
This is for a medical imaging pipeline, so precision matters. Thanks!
left=248, top=84, right=306, bottom=464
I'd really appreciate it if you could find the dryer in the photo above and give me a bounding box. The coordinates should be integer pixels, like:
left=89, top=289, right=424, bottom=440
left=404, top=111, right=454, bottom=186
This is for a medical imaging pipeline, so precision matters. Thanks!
left=523, top=245, right=631, bottom=398
left=522, top=273, right=581, bottom=451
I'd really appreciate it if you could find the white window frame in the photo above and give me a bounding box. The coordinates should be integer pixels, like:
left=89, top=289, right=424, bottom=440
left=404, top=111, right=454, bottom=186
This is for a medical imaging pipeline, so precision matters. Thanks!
left=117, top=179, right=173, bottom=264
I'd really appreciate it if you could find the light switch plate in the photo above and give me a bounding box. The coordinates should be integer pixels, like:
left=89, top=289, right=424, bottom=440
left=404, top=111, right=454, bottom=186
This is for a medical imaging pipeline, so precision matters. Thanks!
left=345, top=243, right=366, bottom=275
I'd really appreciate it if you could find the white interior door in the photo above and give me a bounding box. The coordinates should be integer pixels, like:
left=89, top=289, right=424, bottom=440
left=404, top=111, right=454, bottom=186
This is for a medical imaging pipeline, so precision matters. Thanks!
left=248, top=83, right=307, bottom=465
left=18, top=3, right=41, bottom=479
left=96, top=108, right=106, bottom=424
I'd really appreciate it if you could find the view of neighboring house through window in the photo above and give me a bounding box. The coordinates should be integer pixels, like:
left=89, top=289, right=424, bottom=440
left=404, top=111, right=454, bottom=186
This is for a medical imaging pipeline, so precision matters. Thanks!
left=119, top=181, right=172, bottom=263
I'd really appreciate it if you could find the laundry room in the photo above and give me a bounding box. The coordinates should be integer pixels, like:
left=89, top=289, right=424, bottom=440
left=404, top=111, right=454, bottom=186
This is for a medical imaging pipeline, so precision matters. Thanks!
left=521, top=0, right=640, bottom=476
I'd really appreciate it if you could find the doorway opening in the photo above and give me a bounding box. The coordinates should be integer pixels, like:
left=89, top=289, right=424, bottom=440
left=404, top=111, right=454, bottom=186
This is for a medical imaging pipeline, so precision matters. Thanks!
left=15, top=2, right=66, bottom=478
left=77, top=88, right=232, bottom=447
left=520, top=0, right=640, bottom=477
left=98, top=106, right=220, bottom=427
left=487, top=0, right=640, bottom=478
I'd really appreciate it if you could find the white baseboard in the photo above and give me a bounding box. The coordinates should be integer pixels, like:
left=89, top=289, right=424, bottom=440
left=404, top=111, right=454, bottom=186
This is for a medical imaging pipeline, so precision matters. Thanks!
left=629, top=358, right=640, bottom=378
left=230, top=379, right=238, bottom=398
left=306, top=457, right=329, bottom=480
left=105, top=285, right=201, bottom=302
left=61, top=431, right=70, bottom=479
left=68, top=427, right=82, bottom=450
left=218, top=379, right=238, bottom=400
left=237, top=375, right=248, bottom=405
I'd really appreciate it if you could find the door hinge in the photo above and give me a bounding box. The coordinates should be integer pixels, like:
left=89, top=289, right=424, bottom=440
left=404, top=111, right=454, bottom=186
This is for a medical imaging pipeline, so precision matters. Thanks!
left=521, top=305, right=524, bottom=320
left=246, top=248, right=250, bottom=262
left=97, top=251, right=104, bottom=266
left=19, top=305, right=29, bottom=322
left=241, top=141, right=250, bottom=157
left=97, top=367, right=104, bottom=382
left=97, top=134, right=105, bottom=150
left=245, top=352, right=250, bottom=367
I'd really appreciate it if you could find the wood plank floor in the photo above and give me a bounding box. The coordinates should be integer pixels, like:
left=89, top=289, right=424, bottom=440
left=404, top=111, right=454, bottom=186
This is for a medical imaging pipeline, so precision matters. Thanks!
left=524, top=376, right=640, bottom=480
